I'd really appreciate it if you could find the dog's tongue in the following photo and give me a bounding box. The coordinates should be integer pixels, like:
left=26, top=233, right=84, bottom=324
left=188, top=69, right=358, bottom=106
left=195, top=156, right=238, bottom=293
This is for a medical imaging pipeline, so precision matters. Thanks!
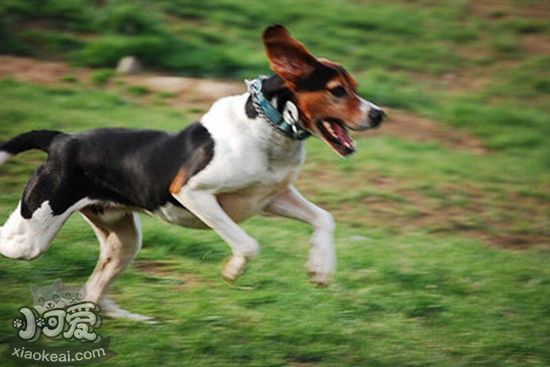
left=332, top=121, right=354, bottom=149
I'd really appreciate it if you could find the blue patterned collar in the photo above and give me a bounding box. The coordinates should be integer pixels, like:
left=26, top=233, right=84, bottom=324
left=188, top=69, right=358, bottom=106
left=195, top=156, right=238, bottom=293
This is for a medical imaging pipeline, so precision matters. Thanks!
left=246, top=77, right=311, bottom=140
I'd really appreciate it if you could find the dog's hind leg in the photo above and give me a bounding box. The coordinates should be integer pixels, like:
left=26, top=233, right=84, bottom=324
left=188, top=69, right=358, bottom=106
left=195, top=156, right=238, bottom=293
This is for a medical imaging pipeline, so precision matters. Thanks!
left=0, top=201, right=93, bottom=260
left=0, top=173, right=93, bottom=260
left=1, top=202, right=53, bottom=259
left=80, top=209, right=151, bottom=321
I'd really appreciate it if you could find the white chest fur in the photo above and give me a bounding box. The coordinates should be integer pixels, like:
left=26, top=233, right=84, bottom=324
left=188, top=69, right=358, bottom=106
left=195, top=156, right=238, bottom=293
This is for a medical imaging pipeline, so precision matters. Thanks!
left=191, top=94, right=305, bottom=191
left=154, top=93, right=306, bottom=228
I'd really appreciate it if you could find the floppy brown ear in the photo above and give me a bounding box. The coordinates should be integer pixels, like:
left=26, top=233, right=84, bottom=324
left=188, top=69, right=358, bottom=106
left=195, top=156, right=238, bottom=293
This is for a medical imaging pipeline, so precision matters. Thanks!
left=263, top=25, right=318, bottom=85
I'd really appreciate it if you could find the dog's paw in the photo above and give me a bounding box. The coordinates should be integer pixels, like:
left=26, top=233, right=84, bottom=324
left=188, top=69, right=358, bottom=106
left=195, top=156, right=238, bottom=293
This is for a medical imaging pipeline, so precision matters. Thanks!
left=307, top=270, right=332, bottom=287
left=221, top=255, right=247, bottom=282
left=99, top=297, right=155, bottom=323
left=307, top=246, right=335, bottom=287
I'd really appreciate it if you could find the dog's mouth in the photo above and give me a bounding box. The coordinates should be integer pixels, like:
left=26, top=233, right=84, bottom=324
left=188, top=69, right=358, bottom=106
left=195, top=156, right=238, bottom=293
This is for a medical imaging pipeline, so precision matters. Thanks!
left=316, top=119, right=355, bottom=157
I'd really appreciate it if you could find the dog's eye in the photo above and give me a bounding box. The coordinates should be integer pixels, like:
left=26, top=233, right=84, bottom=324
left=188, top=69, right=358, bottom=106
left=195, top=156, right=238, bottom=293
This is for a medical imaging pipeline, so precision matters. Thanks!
left=329, top=86, right=347, bottom=98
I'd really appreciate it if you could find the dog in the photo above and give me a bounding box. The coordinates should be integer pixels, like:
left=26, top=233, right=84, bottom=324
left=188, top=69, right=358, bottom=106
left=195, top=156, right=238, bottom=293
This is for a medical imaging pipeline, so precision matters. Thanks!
left=0, top=25, right=384, bottom=320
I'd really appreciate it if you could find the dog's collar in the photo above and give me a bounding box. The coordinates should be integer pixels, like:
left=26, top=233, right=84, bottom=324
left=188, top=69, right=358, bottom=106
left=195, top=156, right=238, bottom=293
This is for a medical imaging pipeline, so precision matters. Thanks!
left=246, top=77, right=311, bottom=141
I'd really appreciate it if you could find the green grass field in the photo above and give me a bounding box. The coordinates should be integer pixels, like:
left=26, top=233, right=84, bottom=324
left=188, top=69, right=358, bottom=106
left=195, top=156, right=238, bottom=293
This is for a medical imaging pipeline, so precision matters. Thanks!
left=1, top=0, right=549, bottom=366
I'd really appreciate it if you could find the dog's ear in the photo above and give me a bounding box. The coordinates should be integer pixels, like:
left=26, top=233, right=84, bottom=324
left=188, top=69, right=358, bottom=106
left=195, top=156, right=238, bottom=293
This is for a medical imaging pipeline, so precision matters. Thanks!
left=263, top=25, right=318, bottom=85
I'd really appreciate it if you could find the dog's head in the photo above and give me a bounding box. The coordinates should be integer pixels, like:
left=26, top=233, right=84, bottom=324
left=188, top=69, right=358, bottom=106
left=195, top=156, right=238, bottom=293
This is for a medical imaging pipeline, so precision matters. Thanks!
left=263, top=25, right=385, bottom=156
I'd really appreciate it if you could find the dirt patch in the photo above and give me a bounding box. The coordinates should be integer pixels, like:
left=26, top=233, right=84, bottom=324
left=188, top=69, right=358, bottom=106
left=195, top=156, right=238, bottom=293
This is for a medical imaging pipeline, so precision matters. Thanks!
left=444, top=68, right=492, bottom=95
left=124, top=74, right=244, bottom=107
left=388, top=187, right=549, bottom=250
left=0, top=56, right=92, bottom=84
left=521, top=2, right=550, bottom=20
left=0, top=55, right=244, bottom=105
left=523, top=33, right=550, bottom=55
left=302, top=170, right=549, bottom=249
left=468, top=1, right=513, bottom=20
left=468, top=0, right=550, bottom=21
left=457, top=0, right=549, bottom=93
left=133, top=260, right=206, bottom=289
left=366, top=109, right=487, bottom=154
left=133, top=259, right=179, bottom=275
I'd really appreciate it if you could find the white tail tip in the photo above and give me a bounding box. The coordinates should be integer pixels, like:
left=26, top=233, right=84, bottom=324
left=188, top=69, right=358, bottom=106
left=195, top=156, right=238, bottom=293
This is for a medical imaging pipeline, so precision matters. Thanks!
left=0, top=151, right=11, bottom=166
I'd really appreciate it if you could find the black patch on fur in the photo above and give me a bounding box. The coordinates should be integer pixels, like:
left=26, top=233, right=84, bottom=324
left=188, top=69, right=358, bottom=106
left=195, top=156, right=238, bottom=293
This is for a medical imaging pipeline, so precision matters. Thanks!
left=20, top=123, right=214, bottom=218
left=295, top=64, right=338, bottom=91
left=1, top=130, right=64, bottom=155
left=245, top=97, right=259, bottom=119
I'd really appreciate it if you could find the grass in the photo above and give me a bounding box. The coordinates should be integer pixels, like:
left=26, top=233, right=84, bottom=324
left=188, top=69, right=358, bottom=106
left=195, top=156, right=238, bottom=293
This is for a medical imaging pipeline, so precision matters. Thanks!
left=0, top=0, right=549, bottom=366
left=90, top=68, right=115, bottom=86
left=127, top=85, right=151, bottom=96
left=0, top=78, right=548, bottom=366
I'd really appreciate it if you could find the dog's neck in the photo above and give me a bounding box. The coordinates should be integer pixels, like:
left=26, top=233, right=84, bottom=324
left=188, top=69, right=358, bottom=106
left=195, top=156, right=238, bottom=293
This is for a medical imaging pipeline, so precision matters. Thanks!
left=244, top=75, right=310, bottom=138
left=245, top=75, right=294, bottom=120
left=200, top=75, right=306, bottom=167
left=241, top=75, right=306, bottom=162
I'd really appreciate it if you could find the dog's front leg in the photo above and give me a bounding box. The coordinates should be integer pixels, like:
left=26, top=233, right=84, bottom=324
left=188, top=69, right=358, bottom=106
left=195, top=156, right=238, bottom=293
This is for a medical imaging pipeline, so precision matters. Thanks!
left=265, top=186, right=336, bottom=286
left=172, top=187, right=259, bottom=281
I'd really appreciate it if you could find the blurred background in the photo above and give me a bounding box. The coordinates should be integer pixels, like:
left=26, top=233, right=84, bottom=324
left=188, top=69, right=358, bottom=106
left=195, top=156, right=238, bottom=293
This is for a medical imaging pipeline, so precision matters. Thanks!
left=0, top=1, right=548, bottom=366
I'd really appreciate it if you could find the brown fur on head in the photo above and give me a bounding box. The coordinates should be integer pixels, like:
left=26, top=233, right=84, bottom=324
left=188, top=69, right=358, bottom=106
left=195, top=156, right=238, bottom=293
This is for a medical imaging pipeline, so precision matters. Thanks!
left=263, top=25, right=385, bottom=156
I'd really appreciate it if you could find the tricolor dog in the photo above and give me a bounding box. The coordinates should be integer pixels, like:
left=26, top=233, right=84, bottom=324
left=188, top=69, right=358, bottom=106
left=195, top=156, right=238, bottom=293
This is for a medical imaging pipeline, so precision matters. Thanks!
left=0, top=25, right=384, bottom=320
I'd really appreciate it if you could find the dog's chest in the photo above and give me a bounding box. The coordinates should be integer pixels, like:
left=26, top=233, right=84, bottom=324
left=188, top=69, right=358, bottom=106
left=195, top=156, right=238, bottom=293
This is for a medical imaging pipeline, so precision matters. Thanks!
left=154, top=162, right=299, bottom=228
left=153, top=94, right=305, bottom=228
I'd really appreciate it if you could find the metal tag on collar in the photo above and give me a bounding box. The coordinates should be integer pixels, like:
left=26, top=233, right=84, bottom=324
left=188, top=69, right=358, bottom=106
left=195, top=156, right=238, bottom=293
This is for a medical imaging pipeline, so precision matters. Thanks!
left=282, top=102, right=298, bottom=135
left=283, top=101, right=299, bottom=125
left=246, top=77, right=264, bottom=95
left=246, top=77, right=310, bottom=140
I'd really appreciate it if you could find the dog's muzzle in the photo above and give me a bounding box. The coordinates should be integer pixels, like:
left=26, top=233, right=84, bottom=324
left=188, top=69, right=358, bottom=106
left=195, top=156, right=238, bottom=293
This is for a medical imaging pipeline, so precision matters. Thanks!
left=368, top=107, right=385, bottom=128
left=349, top=99, right=386, bottom=131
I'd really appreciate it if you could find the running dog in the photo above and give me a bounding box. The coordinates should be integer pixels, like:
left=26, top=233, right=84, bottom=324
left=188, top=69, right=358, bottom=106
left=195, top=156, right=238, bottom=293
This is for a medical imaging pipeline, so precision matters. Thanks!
left=0, top=25, right=384, bottom=320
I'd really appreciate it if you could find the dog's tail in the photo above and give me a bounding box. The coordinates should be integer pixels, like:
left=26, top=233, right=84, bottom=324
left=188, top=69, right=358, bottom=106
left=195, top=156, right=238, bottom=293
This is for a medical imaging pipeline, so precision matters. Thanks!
left=0, top=130, right=65, bottom=166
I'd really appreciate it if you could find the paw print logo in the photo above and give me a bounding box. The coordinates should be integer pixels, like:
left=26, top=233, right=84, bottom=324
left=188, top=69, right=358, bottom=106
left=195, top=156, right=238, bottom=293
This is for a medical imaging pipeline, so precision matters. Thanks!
left=12, top=318, right=24, bottom=330
left=36, top=317, right=45, bottom=328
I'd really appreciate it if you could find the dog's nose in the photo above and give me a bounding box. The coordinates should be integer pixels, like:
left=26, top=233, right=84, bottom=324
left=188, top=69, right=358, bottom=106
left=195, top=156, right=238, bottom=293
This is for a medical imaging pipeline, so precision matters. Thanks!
left=368, top=108, right=385, bottom=128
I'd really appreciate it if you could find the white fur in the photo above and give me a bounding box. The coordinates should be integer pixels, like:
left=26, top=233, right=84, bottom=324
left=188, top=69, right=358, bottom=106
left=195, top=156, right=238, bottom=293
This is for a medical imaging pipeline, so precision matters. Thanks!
left=360, top=97, right=381, bottom=114
left=0, top=151, right=12, bottom=165
left=0, top=198, right=95, bottom=260
left=358, top=97, right=383, bottom=128
left=172, top=94, right=306, bottom=264
left=99, top=297, right=154, bottom=322
left=265, top=186, right=336, bottom=285
left=189, top=94, right=305, bottom=192
left=169, top=93, right=334, bottom=284
left=153, top=202, right=207, bottom=229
